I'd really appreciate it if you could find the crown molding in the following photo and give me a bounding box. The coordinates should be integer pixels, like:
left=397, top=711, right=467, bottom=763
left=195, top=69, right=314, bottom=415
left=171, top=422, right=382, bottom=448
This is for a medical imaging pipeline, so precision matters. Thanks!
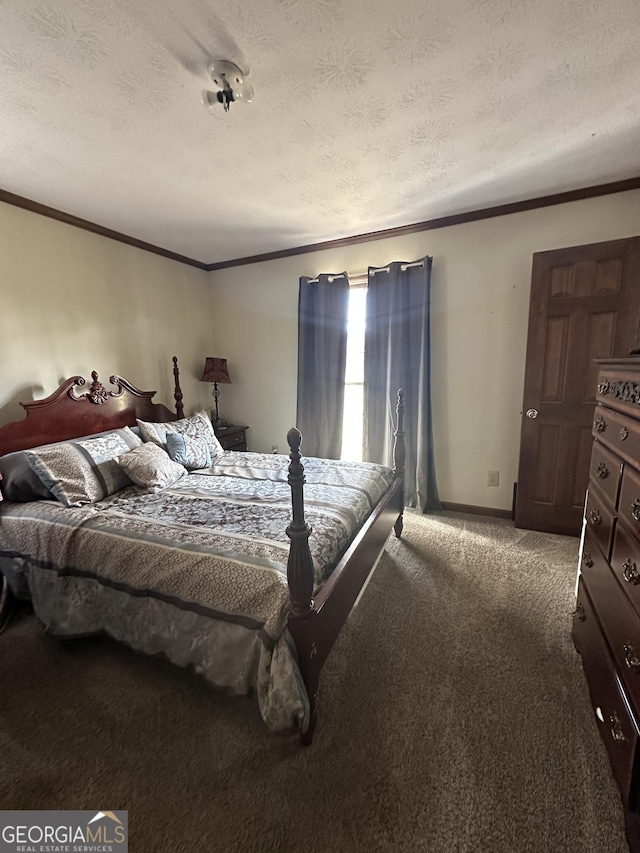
left=206, top=177, right=640, bottom=270
left=2, top=177, right=640, bottom=273
left=0, top=189, right=208, bottom=270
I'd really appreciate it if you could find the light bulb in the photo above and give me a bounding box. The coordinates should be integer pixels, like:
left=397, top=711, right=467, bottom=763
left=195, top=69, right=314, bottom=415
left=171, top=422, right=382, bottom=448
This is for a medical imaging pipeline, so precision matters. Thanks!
left=201, top=90, right=218, bottom=111
left=235, top=83, right=255, bottom=103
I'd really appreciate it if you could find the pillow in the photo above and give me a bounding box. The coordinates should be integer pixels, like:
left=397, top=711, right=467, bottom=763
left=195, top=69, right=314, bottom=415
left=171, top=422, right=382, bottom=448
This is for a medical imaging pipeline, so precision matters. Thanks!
left=0, top=450, right=55, bottom=502
left=25, top=427, right=142, bottom=507
left=165, top=432, right=211, bottom=471
left=137, top=410, right=224, bottom=458
left=115, top=443, right=187, bottom=492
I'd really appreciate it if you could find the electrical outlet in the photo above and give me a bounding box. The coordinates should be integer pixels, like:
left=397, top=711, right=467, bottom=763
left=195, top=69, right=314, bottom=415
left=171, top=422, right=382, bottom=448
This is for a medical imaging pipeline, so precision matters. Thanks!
left=487, top=470, right=500, bottom=487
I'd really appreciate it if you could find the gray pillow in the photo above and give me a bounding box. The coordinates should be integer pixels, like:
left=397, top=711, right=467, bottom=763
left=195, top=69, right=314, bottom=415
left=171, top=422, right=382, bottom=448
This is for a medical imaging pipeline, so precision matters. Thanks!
left=0, top=451, right=55, bottom=502
left=166, top=432, right=211, bottom=470
left=115, top=443, right=187, bottom=492
left=25, top=427, right=141, bottom=507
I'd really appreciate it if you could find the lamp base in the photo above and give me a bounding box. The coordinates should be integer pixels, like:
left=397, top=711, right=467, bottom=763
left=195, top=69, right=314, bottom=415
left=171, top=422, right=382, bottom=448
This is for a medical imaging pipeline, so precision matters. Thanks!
left=210, top=382, right=229, bottom=431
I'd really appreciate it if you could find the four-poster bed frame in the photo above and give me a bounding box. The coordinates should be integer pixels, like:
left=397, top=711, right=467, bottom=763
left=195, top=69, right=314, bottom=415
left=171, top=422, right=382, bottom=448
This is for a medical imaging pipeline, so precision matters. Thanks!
left=0, top=356, right=405, bottom=743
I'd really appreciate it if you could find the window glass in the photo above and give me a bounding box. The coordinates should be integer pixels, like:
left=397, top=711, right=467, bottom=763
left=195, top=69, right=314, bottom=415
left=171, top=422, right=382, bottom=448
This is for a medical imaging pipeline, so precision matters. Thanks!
left=341, top=286, right=366, bottom=461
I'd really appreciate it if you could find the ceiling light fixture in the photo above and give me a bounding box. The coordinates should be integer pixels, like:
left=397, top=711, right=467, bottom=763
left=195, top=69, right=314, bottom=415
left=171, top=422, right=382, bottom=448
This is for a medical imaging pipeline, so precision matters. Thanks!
left=202, top=60, right=254, bottom=113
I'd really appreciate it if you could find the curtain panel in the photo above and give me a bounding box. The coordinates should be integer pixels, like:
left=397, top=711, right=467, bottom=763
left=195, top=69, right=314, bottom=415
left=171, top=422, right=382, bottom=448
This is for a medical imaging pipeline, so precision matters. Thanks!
left=363, top=258, right=440, bottom=511
left=296, top=273, right=349, bottom=459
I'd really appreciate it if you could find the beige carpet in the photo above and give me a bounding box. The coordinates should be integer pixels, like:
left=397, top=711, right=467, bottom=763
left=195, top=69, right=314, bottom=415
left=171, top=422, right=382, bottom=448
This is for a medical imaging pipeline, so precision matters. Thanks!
left=0, top=511, right=630, bottom=852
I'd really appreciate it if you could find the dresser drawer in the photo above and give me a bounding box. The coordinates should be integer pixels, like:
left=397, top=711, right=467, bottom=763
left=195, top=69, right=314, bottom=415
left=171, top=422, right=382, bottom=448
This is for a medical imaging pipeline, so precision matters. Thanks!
left=611, top=521, right=640, bottom=620
left=573, top=578, right=640, bottom=806
left=584, top=489, right=616, bottom=561
left=589, top=441, right=623, bottom=508
left=619, top=466, right=640, bottom=544
left=580, top=531, right=640, bottom=716
left=597, top=368, right=640, bottom=422
left=593, top=405, right=640, bottom=468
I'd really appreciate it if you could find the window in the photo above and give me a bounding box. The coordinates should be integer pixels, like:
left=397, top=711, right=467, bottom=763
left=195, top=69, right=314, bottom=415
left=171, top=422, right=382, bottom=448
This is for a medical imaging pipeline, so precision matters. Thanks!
left=340, top=277, right=367, bottom=461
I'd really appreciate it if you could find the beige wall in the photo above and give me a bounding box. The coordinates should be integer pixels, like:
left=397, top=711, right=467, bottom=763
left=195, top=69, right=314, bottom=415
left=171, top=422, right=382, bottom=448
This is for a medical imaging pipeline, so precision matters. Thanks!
left=210, top=190, right=640, bottom=510
left=3, top=191, right=640, bottom=511
left=0, top=201, right=215, bottom=427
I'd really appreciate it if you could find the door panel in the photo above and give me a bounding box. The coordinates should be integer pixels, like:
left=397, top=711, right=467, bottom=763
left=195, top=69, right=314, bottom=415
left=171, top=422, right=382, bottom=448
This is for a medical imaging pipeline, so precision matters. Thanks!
left=571, top=426, right=595, bottom=508
left=541, top=316, right=569, bottom=400
left=515, top=237, right=640, bottom=535
left=533, top=425, right=560, bottom=503
left=595, top=258, right=622, bottom=294
left=587, top=312, right=617, bottom=397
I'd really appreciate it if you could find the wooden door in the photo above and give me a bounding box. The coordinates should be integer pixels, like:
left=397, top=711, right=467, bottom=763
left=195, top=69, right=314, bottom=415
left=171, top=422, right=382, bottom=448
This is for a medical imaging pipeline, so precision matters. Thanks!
left=515, top=237, right=640, bottom=536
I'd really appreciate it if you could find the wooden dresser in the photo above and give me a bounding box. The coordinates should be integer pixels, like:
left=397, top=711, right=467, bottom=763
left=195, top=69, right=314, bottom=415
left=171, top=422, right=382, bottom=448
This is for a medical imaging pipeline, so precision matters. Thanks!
left=574, top=357, right=640, bottom=851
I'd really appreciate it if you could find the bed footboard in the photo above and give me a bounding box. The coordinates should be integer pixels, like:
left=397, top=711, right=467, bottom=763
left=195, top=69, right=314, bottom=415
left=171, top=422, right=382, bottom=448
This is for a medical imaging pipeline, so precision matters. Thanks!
left=286, top=390, right=405, bottom=744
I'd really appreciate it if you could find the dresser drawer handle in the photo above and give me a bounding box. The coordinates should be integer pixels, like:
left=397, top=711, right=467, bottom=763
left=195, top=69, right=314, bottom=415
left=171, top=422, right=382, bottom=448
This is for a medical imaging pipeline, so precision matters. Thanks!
left=574, top=602, right=586, bottom=621
left=632, top=499, right=640, bottom=522
left=623, top=559, right=640, bottom=584
left=582, top=551, right=593, bottom=568
left=594, top=416, right=607, bottom=433
left=624, top=644, right=640, bottom=670
left=620, top=426, right=629, bottom=441
left=595, top=462, right=609, bottom=479
left=589, top=508, right=602, bottom=526
left=610, top=712, right=628, bottom=743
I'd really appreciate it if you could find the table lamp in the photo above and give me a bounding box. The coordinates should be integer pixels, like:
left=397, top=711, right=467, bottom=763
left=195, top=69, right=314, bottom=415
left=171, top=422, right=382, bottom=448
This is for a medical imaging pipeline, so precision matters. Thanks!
left=200, top=357, right=232, bottom=428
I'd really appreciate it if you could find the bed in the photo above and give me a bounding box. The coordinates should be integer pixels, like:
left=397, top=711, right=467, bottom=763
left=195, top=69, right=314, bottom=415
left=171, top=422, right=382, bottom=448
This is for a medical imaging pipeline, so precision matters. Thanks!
left=0, top=358, right=405, bottom=743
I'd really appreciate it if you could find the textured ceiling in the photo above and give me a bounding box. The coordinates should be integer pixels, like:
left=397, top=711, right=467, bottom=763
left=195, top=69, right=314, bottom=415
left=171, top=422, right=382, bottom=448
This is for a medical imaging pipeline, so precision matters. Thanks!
left=0, top=0, right=639, bottom=265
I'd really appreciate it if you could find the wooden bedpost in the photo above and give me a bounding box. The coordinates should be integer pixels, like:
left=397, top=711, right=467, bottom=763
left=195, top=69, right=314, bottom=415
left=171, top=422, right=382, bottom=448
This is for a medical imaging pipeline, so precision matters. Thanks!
left=393, top=388, right=406, bottom=538
left=286, top=428, right=314, bottom=615
left=172, top=355, right=184, bottom=419
left=285, top=427, right=319, bottom=744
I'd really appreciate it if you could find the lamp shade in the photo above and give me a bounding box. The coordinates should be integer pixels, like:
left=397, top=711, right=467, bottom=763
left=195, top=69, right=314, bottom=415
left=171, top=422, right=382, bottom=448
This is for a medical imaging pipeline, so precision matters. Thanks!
left=200, top=357, right=232, bottom=384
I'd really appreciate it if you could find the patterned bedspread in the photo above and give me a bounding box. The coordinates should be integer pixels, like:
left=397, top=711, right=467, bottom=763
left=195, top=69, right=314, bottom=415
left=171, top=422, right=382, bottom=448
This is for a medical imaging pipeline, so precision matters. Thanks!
left=0, top=451, right=394, bottom=733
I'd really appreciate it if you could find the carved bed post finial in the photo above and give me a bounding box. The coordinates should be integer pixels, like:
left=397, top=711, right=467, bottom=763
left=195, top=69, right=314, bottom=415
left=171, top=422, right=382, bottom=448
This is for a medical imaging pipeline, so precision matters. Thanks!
left=172, top=356, right=184, bottom=419
left=393, top=388, right=406, bottom=538
left=286, top=428, right=315, bottom=617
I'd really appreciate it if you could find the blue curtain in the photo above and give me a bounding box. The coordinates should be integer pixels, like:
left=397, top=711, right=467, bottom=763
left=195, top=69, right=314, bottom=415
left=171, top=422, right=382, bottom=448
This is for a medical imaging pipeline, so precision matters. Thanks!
left=363, top=258, right=440, bottom=511
left=296, top=273, right=349, bottom=459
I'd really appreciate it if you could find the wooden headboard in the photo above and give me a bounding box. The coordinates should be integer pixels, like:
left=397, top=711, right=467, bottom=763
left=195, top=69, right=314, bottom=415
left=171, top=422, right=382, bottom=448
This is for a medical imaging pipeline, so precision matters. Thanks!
left=0, top=356, right=184, bottom=455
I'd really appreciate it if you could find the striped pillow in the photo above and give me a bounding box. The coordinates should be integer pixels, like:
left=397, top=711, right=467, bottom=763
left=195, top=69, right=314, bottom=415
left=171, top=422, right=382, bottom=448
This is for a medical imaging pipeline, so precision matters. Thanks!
left=25, top=427, right=141, bottom=507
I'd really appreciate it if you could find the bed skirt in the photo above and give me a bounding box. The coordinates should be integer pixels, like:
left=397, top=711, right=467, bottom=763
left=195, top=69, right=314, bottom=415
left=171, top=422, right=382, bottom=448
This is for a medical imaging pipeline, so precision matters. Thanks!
left=1, top=556, right=310, bottom=734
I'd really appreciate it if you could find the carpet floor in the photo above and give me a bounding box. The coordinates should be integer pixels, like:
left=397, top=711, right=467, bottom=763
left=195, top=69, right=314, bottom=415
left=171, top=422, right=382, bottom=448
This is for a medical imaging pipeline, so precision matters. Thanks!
left=0, top=510, right=630, bottom=852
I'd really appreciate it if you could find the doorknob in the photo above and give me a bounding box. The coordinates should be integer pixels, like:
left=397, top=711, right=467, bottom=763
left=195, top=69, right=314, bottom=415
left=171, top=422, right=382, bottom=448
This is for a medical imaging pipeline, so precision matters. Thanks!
left=525, top=408, right=539, bottom=419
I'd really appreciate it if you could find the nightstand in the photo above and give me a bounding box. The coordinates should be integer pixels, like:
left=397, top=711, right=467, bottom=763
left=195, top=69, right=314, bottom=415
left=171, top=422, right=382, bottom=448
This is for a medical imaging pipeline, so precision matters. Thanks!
left=214, top=424, right=249, bottom=452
